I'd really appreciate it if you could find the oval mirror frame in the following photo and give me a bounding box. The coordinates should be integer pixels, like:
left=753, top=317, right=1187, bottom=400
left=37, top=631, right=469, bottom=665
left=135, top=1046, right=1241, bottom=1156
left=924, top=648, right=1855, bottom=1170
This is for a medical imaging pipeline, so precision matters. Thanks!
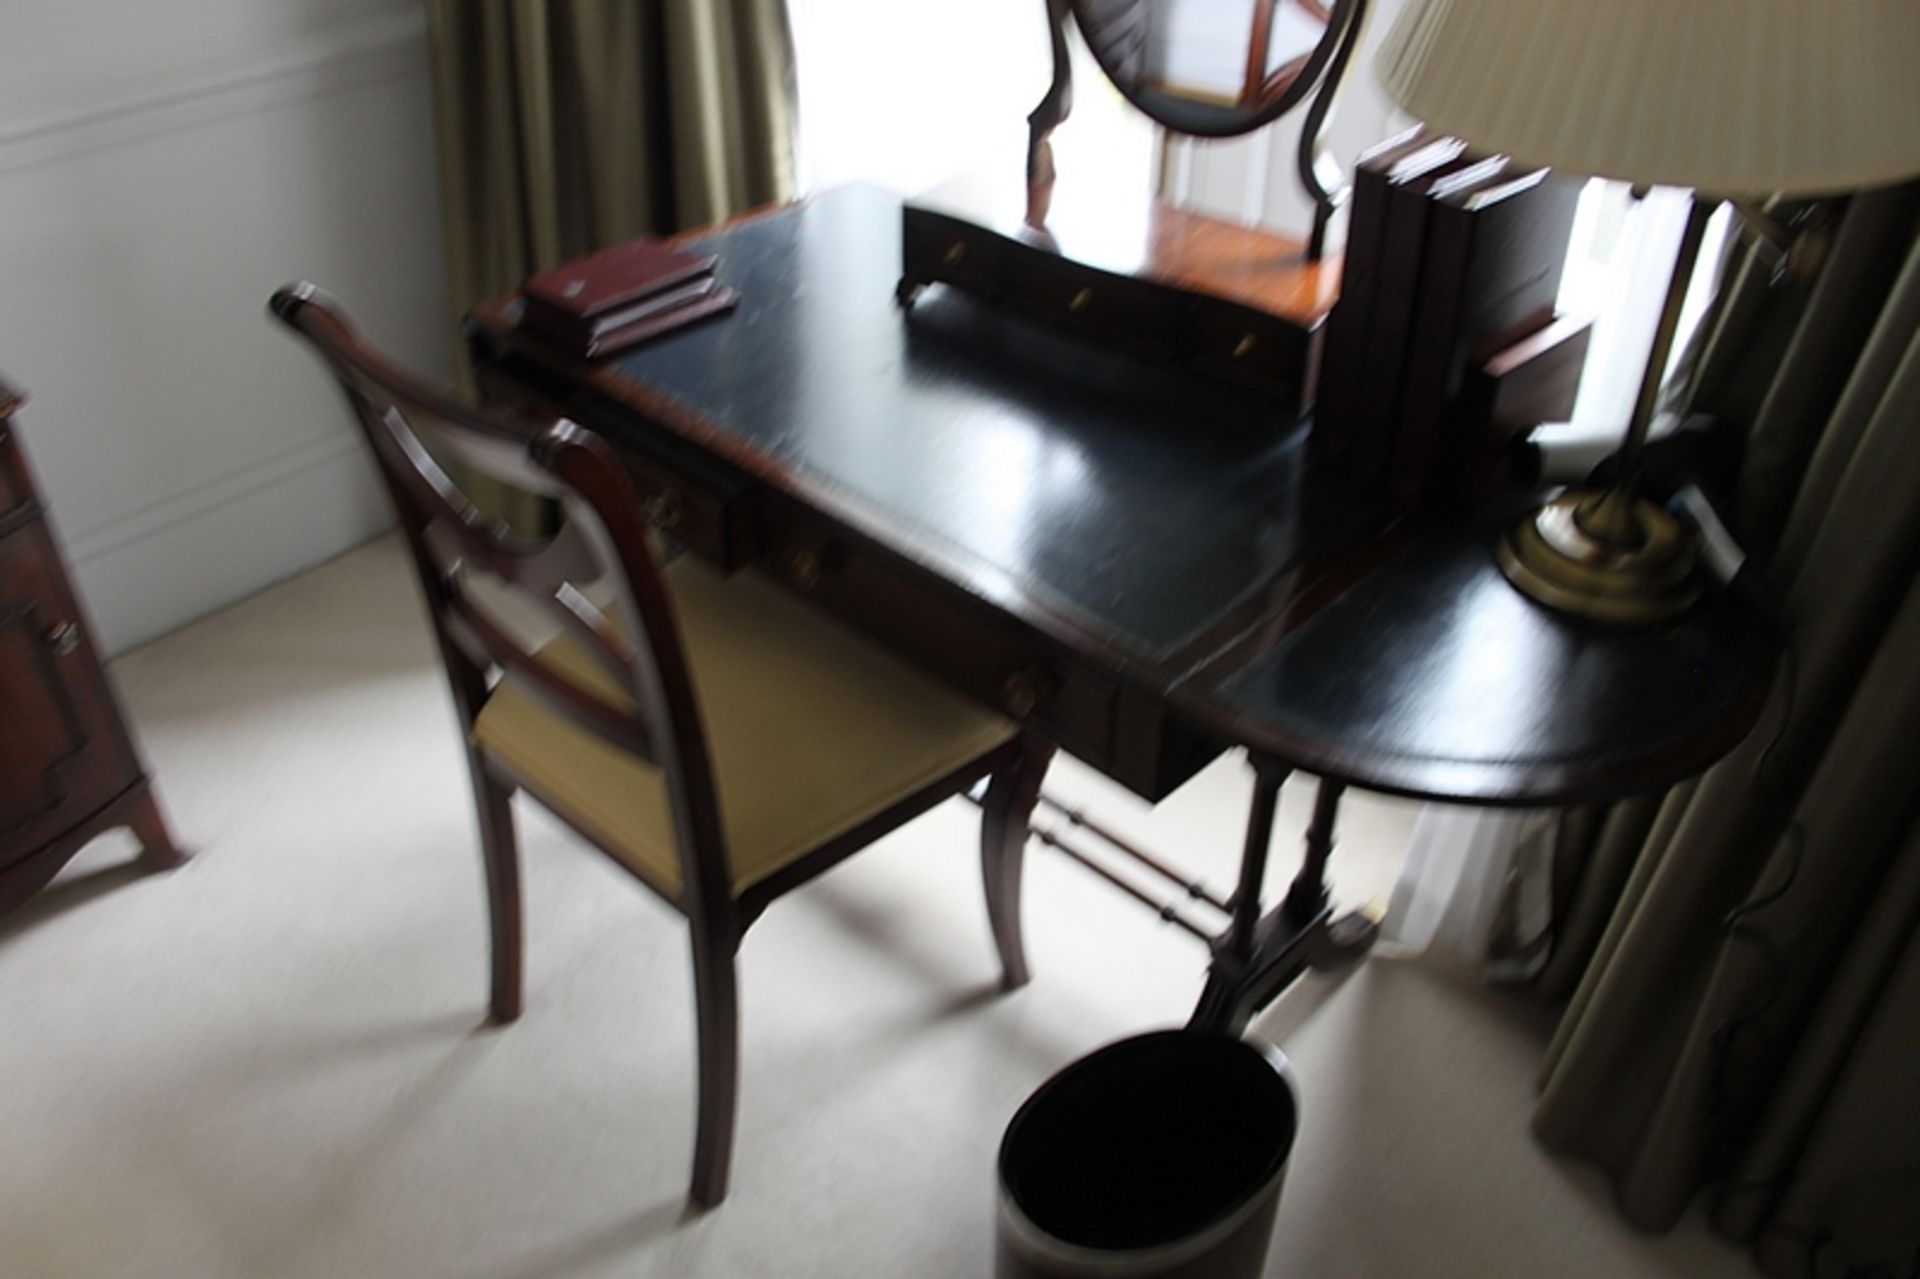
left=1028, top=0, right=1369, bottom=256
left=1066, top=0, right=1360, bottom=138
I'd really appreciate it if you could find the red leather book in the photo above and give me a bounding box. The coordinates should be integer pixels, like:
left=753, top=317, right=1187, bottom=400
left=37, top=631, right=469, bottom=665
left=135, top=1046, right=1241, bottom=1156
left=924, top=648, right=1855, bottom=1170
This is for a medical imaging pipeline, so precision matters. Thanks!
left=521, top=238, right=728, bottom=356
left=568, top=283, right=738, bottom=359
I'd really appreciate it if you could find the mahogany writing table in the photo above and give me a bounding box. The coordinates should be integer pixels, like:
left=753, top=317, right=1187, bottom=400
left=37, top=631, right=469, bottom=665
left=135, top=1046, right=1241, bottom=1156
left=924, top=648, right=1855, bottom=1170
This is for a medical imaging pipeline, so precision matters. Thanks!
left=466, top=184, right=1776, bottom=1033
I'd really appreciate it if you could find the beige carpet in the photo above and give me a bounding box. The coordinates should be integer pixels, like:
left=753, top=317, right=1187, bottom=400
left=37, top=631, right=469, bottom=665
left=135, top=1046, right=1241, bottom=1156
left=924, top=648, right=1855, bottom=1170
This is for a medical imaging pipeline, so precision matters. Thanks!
left=1, top=536, right=1754, bottom=1277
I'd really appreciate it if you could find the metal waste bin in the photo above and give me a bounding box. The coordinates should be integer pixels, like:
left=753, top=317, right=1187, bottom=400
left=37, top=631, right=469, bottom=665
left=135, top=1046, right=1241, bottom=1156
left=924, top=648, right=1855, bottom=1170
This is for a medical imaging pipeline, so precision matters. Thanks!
left=996, top=1030, right=1297, bottom=1278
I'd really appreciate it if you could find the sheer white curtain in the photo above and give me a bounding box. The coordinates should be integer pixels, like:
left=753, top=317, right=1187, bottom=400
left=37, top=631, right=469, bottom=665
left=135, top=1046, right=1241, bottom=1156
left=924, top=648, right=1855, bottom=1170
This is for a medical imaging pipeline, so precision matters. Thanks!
left=1380, top=806, right=1558, bottom=977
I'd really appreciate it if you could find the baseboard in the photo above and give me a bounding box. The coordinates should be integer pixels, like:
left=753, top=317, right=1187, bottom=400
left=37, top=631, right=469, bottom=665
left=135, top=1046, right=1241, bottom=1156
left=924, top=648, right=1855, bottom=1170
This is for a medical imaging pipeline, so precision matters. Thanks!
left=67, top=436, right=392, bottom=656
left=0, top=5, right=438, bottom=657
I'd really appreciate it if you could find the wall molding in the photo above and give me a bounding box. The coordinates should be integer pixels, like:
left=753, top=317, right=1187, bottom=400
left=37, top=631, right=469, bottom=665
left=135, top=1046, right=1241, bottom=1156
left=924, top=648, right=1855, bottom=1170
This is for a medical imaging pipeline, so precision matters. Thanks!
left=69, top=436, right=391, bottom=656
left=62, top=430, right=369, bottom=571
left=0, top=8, right=428, bottom=179
left=1, top=3, right=440, bottom=653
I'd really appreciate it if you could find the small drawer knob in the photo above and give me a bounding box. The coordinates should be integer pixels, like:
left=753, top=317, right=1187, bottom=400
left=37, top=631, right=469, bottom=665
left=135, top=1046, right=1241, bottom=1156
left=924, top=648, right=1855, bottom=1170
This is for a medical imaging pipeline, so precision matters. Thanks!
left=1233, top=334, right=1257, bottom=359
left=944, top=241, right=967, bottom=266
left=1069, top=287, right=1094, bottom=313
left=645, top=489, right=683, bottom=531
left=47, top=620, right=80, bottom=656
left=789, top=550, right=822, bottom=590
left=1002, top=669, right=1044, bottom=719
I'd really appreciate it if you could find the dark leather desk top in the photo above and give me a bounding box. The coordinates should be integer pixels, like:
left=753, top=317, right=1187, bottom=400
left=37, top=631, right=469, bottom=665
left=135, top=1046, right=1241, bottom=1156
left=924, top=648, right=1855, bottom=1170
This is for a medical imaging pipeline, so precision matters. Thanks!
left=469, top=185, right=1778, bottom=807
left=597, top=184, right=1370, bottom=668
left=1185, top=495, right=1777, bottom=804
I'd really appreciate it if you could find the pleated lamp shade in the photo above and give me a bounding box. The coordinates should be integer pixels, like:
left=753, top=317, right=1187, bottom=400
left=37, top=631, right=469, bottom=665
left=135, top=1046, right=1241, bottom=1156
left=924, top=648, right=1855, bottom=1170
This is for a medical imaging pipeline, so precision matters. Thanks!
left=1375, top=0, right=1920, bottom=196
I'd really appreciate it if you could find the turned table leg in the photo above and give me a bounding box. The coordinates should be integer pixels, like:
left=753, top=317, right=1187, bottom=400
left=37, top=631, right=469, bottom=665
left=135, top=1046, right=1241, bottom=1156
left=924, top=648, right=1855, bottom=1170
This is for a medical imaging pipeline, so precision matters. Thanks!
left=1189, top=764, right=1377, bottom=1035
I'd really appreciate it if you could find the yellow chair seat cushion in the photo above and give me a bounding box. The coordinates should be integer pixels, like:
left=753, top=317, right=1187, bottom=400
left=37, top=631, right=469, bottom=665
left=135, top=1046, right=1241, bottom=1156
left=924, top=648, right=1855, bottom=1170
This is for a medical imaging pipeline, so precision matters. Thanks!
left=471, top=558, right=1015, bottom=897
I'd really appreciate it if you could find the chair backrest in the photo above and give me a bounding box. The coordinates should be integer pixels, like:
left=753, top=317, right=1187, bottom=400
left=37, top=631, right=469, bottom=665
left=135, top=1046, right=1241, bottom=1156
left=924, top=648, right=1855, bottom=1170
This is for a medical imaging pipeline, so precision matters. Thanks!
left=269, top=282, right=733, bottom=916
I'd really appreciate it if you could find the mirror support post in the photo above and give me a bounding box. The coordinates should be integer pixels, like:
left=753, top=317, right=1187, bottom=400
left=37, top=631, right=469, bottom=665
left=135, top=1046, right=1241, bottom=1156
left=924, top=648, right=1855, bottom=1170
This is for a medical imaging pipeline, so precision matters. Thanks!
left=1037, top=0, right=1369, bottom=260
left=1297, top=0, right=1368, bottom=260
left=1026, top=0, right=1075, bottom=228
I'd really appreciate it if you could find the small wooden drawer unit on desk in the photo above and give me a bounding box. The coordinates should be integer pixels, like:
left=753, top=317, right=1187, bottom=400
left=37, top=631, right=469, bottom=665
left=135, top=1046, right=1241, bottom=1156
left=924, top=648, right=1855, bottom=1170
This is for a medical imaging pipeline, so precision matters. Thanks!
left=0, top=379, right=184, bottom=915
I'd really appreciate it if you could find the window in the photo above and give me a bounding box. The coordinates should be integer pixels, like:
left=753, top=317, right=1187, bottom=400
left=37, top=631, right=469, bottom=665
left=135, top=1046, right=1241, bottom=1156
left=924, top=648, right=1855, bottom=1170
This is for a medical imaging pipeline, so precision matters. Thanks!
left=790, top=0, right=1153, bottom=199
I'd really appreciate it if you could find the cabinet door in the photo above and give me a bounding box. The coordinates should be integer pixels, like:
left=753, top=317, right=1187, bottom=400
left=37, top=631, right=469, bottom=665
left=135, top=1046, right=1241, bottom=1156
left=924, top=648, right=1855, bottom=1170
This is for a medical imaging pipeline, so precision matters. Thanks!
left=0, top=522, right=138, bottom=863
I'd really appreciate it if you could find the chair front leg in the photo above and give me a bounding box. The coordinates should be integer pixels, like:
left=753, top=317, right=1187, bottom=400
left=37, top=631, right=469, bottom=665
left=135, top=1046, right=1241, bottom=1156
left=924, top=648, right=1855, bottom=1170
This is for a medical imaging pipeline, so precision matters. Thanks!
left=688, top=921, right=742, bottom=1208
left=468, top=753, right=523, bottom=1024
left=979, top=735, right=1055, bottom=990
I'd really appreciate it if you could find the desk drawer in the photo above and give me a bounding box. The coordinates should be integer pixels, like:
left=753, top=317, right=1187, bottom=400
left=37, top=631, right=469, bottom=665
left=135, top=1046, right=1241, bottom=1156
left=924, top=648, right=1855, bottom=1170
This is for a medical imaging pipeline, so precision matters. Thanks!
left=0, top=519, right=141, bottom=854
left=599, top=436, right=760, bottom=571
left=911, top=216, right=1006, bottom=299
left=1183, top=301, right=1320, bottom=404
left=559, top=396, right=761, bottom=572
left=1000, top=251, right=1187, bottom=354
left=900, top=207, right=1316, bottom=416
left=473, top=361, right=760, bottom=571
left=760, top=498, right=1115, bottom=761
left=0, top=426, right=36, bottom=534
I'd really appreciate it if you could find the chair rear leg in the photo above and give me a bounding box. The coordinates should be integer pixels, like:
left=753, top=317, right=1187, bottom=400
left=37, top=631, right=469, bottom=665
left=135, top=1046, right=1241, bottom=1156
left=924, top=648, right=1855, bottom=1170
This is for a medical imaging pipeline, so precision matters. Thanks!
left=469, top=755, right=523, bottom=1024
left=979, top=736, right=1054, bottom=990
left=688, top=924, right=742, bottom=1208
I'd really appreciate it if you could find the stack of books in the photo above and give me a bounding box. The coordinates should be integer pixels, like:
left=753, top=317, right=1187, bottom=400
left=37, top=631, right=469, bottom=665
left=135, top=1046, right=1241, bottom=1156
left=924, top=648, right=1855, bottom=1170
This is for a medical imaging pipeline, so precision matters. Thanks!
left=521, top=238, right=737, bottom=360
left=1313, top=127, right=1587, bottom=508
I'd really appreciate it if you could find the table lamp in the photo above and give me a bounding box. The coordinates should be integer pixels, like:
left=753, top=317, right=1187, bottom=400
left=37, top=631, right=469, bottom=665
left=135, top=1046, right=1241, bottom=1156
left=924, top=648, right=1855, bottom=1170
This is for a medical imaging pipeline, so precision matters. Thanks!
left=1373, top=0, right=1920, bottom=624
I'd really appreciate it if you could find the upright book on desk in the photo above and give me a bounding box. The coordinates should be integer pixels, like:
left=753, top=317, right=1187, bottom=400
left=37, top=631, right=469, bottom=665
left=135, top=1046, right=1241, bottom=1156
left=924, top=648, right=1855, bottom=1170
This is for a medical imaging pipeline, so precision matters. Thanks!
left=1311, top=126, right=1433, bottom=463
left=1313, top=136, right=1473, bottom=490
left=1387, top=165, right=1581, bottom=505
left=522, top=238, right=737, bottom=359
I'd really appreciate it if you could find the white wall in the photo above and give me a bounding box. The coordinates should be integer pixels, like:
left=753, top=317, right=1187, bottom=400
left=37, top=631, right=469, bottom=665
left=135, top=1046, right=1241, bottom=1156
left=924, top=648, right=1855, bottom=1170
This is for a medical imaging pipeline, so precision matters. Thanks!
left=0, top=0, right=449, bottom=654
left=791, top=0, right=1154, bottom=200
left=792, top=0, right=1406, bottom=245
left=1164, top=0, right=1411, bottom=240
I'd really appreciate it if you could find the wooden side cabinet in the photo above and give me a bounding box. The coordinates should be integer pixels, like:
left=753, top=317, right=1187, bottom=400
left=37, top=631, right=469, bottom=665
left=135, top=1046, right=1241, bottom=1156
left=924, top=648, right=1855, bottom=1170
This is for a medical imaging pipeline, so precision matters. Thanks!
left=0, top=379, right=184, bottom=915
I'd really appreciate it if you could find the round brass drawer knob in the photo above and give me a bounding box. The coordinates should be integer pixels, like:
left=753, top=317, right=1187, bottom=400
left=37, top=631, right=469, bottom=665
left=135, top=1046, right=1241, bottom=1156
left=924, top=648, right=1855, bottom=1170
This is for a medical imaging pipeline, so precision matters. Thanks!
left=944, top=241, right=968, bottom=266
left=1069, top=287, right=1094, bottom=313
left=790, top=550, right=822, bottom=590
left=646, top=489, right=683, bottom=531
left=48, top=620, right=81, bottom=656
left=1002, top=669, right=1044, bottom=719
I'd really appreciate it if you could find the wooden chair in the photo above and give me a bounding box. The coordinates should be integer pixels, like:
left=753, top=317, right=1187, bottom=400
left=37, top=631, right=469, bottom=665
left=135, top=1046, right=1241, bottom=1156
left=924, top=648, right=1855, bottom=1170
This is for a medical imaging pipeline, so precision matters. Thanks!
left=269, top=283, right=1053, bottom=1207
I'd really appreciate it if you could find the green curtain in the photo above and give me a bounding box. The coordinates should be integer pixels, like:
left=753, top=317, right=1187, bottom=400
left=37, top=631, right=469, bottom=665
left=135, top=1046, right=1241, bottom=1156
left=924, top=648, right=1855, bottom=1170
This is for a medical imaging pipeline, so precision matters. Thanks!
left=423, top=0, right=796, bottom=523
left=426, top=0, right=796, bottom=326
left=1532, top=182, right=1920, bottom=1277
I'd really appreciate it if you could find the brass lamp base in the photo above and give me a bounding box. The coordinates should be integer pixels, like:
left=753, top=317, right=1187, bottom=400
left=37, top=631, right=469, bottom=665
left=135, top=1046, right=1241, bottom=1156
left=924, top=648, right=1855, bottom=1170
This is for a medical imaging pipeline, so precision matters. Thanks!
left=1496, top=488, right=1701, bottom=626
